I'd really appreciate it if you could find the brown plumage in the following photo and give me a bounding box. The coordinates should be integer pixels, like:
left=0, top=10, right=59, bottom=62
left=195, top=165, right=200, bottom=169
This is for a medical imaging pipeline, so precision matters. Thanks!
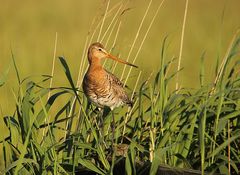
left=82, top=42, right=138, bottom=110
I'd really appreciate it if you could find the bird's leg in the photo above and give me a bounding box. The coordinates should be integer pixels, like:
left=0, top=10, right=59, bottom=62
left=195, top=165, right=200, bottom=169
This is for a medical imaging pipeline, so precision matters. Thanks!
left=111, top=110, right=115, bottom=151
left=98, top=108, right=104, bottom=137
left=97, top=108, right=109, bottom=149
left=98, top=107, right=104, bottom=128
left=99, top=106, right=110, bottom=136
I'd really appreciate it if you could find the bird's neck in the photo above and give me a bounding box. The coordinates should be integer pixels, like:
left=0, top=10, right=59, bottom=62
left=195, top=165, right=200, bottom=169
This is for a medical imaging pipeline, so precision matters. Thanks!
left=88, top=58, right=104, bottom=73
left=88, top=55, right=102, bottom=66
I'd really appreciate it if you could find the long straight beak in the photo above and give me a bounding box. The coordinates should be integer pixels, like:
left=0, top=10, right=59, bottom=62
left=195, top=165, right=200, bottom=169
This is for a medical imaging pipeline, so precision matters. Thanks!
left=107, top=53, right=138, bottom=68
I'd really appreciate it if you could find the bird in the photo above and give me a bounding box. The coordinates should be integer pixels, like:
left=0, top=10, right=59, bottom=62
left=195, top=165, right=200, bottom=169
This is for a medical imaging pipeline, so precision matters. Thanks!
left=82, top=42, right=138, bottom=111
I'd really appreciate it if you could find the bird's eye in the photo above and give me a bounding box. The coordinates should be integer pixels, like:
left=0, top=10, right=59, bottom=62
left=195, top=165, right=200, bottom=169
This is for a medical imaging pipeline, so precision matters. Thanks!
left=98, top=48, right=102, bottom=51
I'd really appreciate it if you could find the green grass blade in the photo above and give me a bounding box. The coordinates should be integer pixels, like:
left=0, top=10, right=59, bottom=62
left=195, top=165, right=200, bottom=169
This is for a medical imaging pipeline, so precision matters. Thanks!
left=199, top=105, right=207, bottom=175
left=0, top=64, right=10, bottom=87
left=11, top=49, right=21, bottom=84
left=78, top=158, right=106, bottom=175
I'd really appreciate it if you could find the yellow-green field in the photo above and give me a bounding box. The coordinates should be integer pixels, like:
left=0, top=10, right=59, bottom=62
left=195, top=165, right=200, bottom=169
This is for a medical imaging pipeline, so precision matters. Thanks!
left=1, top=0, right=240, bottom=114
left=0, top=0, right=240, bottom=174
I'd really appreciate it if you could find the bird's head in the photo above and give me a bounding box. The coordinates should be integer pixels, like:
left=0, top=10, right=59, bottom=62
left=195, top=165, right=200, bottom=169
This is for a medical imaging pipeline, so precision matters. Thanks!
left=87, top=42, right=138, bottom=68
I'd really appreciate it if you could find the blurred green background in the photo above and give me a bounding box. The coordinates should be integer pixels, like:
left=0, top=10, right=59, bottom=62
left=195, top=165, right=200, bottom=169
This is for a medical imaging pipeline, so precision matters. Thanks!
left=0, top=0, right=240, bottom=136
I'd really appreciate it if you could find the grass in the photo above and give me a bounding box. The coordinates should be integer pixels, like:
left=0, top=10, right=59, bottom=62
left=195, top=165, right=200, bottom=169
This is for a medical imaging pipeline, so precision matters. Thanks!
left=1, top=0, right=240, bottom=174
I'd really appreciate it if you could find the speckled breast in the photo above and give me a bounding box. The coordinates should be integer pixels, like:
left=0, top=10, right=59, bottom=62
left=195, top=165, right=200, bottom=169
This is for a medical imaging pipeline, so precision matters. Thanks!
left=82, top=73, right=125, bottom=110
